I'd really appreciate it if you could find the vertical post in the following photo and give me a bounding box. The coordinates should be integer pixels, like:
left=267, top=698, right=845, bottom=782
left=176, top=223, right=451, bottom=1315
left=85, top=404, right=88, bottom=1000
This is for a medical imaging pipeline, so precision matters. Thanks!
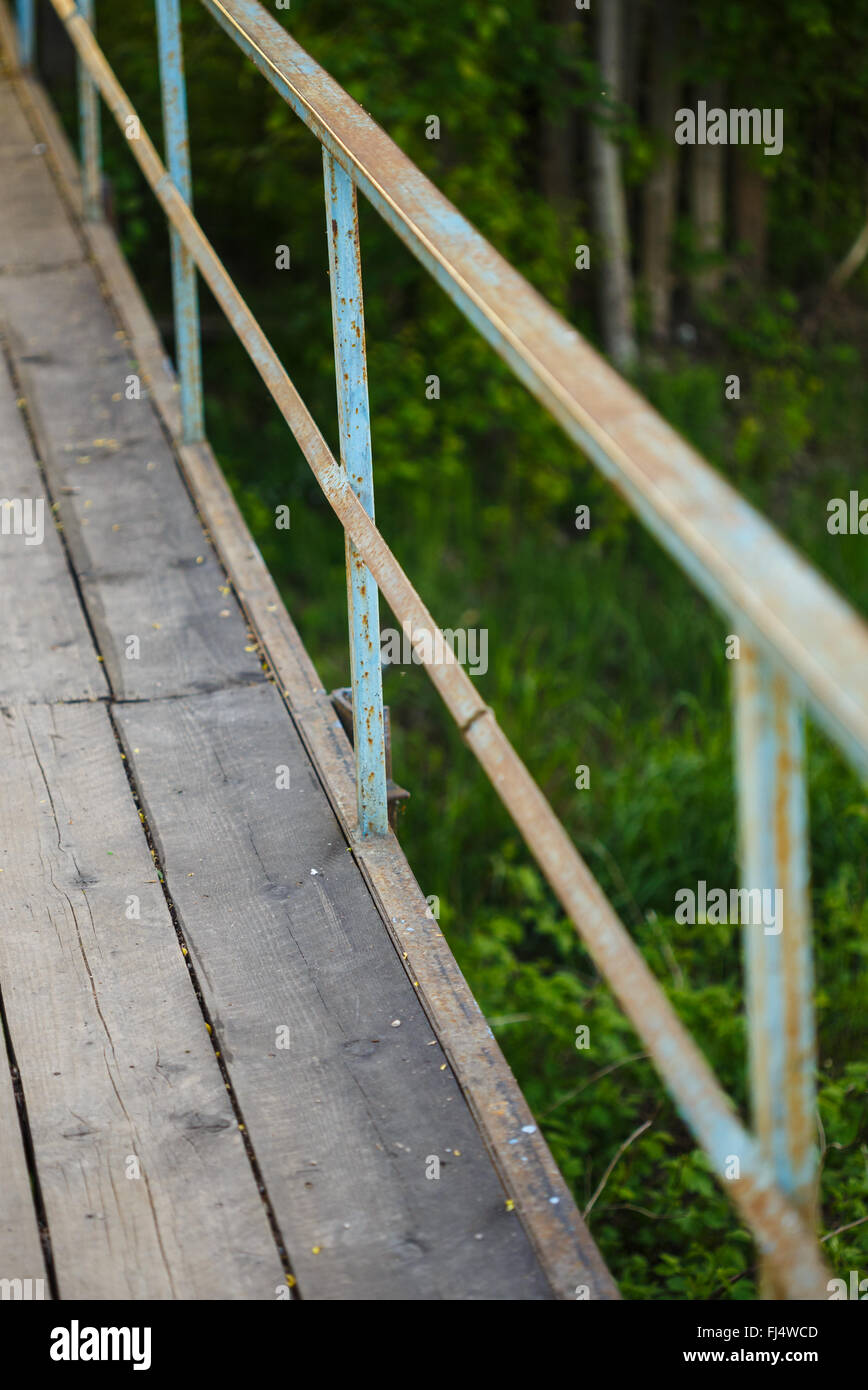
left=77, top=0, right=102, bottom=222
left=323, top=150, right=389, bottom=837
left=16, top=0, right=34, bottom=69
left=155, top=0, right=204, bottom=443
left=733, top=643, right=818, bottom=1297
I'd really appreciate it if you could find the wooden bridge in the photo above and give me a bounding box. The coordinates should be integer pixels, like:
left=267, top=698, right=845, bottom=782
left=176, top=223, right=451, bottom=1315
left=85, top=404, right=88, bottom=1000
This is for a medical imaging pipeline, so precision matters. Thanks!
left=1, top=0, right=866, bottom=1303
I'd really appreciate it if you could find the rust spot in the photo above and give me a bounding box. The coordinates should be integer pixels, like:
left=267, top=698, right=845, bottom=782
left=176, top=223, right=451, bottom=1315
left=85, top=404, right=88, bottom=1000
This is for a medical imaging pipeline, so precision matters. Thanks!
left=773, top=674, right=813, bottom=1209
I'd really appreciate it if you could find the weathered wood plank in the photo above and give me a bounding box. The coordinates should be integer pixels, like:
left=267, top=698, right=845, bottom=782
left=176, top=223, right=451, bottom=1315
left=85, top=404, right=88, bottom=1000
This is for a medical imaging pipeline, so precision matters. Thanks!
left=0, top=79, right=83, bottom=271
left=0, top=262, right=265, bottom=701
left=0, top=700, right=286, bottom=1299
left=0, top=1024, right=46, bottom=1295
left=0, top=352, right=106, bottom=702
left=0, top=74, right=36, bottom=145
left=116, top=683, right=553, bottom=1300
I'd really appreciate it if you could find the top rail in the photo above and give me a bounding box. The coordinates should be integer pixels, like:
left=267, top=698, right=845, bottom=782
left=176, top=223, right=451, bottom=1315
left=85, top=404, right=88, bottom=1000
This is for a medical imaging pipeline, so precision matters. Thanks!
left=202, top=0, right=868, bottom=781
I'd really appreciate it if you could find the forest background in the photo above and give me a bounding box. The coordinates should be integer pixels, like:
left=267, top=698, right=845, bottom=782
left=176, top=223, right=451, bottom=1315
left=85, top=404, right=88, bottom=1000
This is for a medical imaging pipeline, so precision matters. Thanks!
left=33, top=0, right=868, bottom=1298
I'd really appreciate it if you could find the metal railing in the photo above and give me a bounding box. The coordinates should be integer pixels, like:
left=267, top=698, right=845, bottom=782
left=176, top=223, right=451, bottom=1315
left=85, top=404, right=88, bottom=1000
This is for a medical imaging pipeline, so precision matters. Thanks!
left=14, top=0, right=868, bottom=1298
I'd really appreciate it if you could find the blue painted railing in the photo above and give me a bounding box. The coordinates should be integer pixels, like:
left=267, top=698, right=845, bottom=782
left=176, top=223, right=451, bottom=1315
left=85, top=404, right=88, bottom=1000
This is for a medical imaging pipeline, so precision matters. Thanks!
left=15, top=0, right=868, bottom=1298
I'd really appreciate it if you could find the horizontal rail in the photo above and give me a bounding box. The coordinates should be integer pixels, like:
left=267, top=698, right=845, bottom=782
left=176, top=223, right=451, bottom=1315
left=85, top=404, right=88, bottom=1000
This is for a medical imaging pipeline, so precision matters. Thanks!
left=41, top=0, right=835, bottom=1298
left=200, top=0, right=868, bottom=782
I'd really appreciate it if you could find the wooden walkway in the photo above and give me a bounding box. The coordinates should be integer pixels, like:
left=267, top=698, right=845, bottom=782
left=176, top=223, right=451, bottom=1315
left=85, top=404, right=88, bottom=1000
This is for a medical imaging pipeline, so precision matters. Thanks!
left=0, top=53, right=615, bottom=1301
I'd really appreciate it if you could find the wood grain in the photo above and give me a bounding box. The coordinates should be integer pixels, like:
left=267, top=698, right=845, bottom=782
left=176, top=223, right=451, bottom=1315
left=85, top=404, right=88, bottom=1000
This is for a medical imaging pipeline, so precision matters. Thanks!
left=0, top=700, right=286, bottom=1299
left=0, top=80, right=83, bottom=272
left=0, top=350, right=106, bottom=702
left=116, top=683, right=554, bottom=1300
left=0, top=259, right=266, bottom=701
left=0, top=1018, right=46, bottom=1293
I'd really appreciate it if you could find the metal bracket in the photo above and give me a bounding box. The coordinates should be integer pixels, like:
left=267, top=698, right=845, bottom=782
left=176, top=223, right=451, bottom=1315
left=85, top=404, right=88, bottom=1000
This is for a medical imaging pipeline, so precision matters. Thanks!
left=330, top=687, right=410, bottom=830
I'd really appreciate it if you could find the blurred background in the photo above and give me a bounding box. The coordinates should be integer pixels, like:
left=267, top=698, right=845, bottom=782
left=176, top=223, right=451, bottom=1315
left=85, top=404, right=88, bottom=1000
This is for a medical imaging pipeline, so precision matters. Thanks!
left=33, top=0, right=868, bottom=1297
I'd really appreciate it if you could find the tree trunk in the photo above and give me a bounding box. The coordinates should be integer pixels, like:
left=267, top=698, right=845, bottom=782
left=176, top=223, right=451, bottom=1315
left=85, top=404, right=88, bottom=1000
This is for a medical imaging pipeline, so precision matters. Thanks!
left=801, top=198, right=868, bottom=338
left=589, top=0, right=637, bottom=368
left=622, top=0, right=645, bottom=116
left=541, top=0, right=578, bottom=214
left=690, top=79, right=726, bottom=299
left=38, top=0, right=76, bottom=85
left=541, top=0, right=579, bottom=307
left=734, top=149, right=768, bottom=282
left=827, top=207, right=868, bottom=293
left=641, top=0, right=679, bottom=344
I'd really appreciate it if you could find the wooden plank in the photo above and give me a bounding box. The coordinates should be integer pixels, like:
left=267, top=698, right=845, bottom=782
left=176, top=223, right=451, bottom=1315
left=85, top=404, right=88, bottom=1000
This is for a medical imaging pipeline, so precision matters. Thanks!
left=0, top=73, right=36, bottom=144
left=0, top=1024, right=46, bottom=1295
left=0, top=700, right=287, bottom=1299
left=0, top=79, right=83, bottom=271
left=0, top=351, right=107, bottom=702
left=0, top=16, right=84, bottom=222
left=0, top=261, right=266, bottom=701
left=115, top=682, right=554, bottom=1300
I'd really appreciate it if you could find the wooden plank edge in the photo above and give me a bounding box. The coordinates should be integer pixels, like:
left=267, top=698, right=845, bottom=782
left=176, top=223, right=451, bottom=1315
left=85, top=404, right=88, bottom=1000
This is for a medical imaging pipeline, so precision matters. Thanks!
left=0, top=1013, right=48, bottom=1292
left=0, top=23, right=618, bottom=1301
